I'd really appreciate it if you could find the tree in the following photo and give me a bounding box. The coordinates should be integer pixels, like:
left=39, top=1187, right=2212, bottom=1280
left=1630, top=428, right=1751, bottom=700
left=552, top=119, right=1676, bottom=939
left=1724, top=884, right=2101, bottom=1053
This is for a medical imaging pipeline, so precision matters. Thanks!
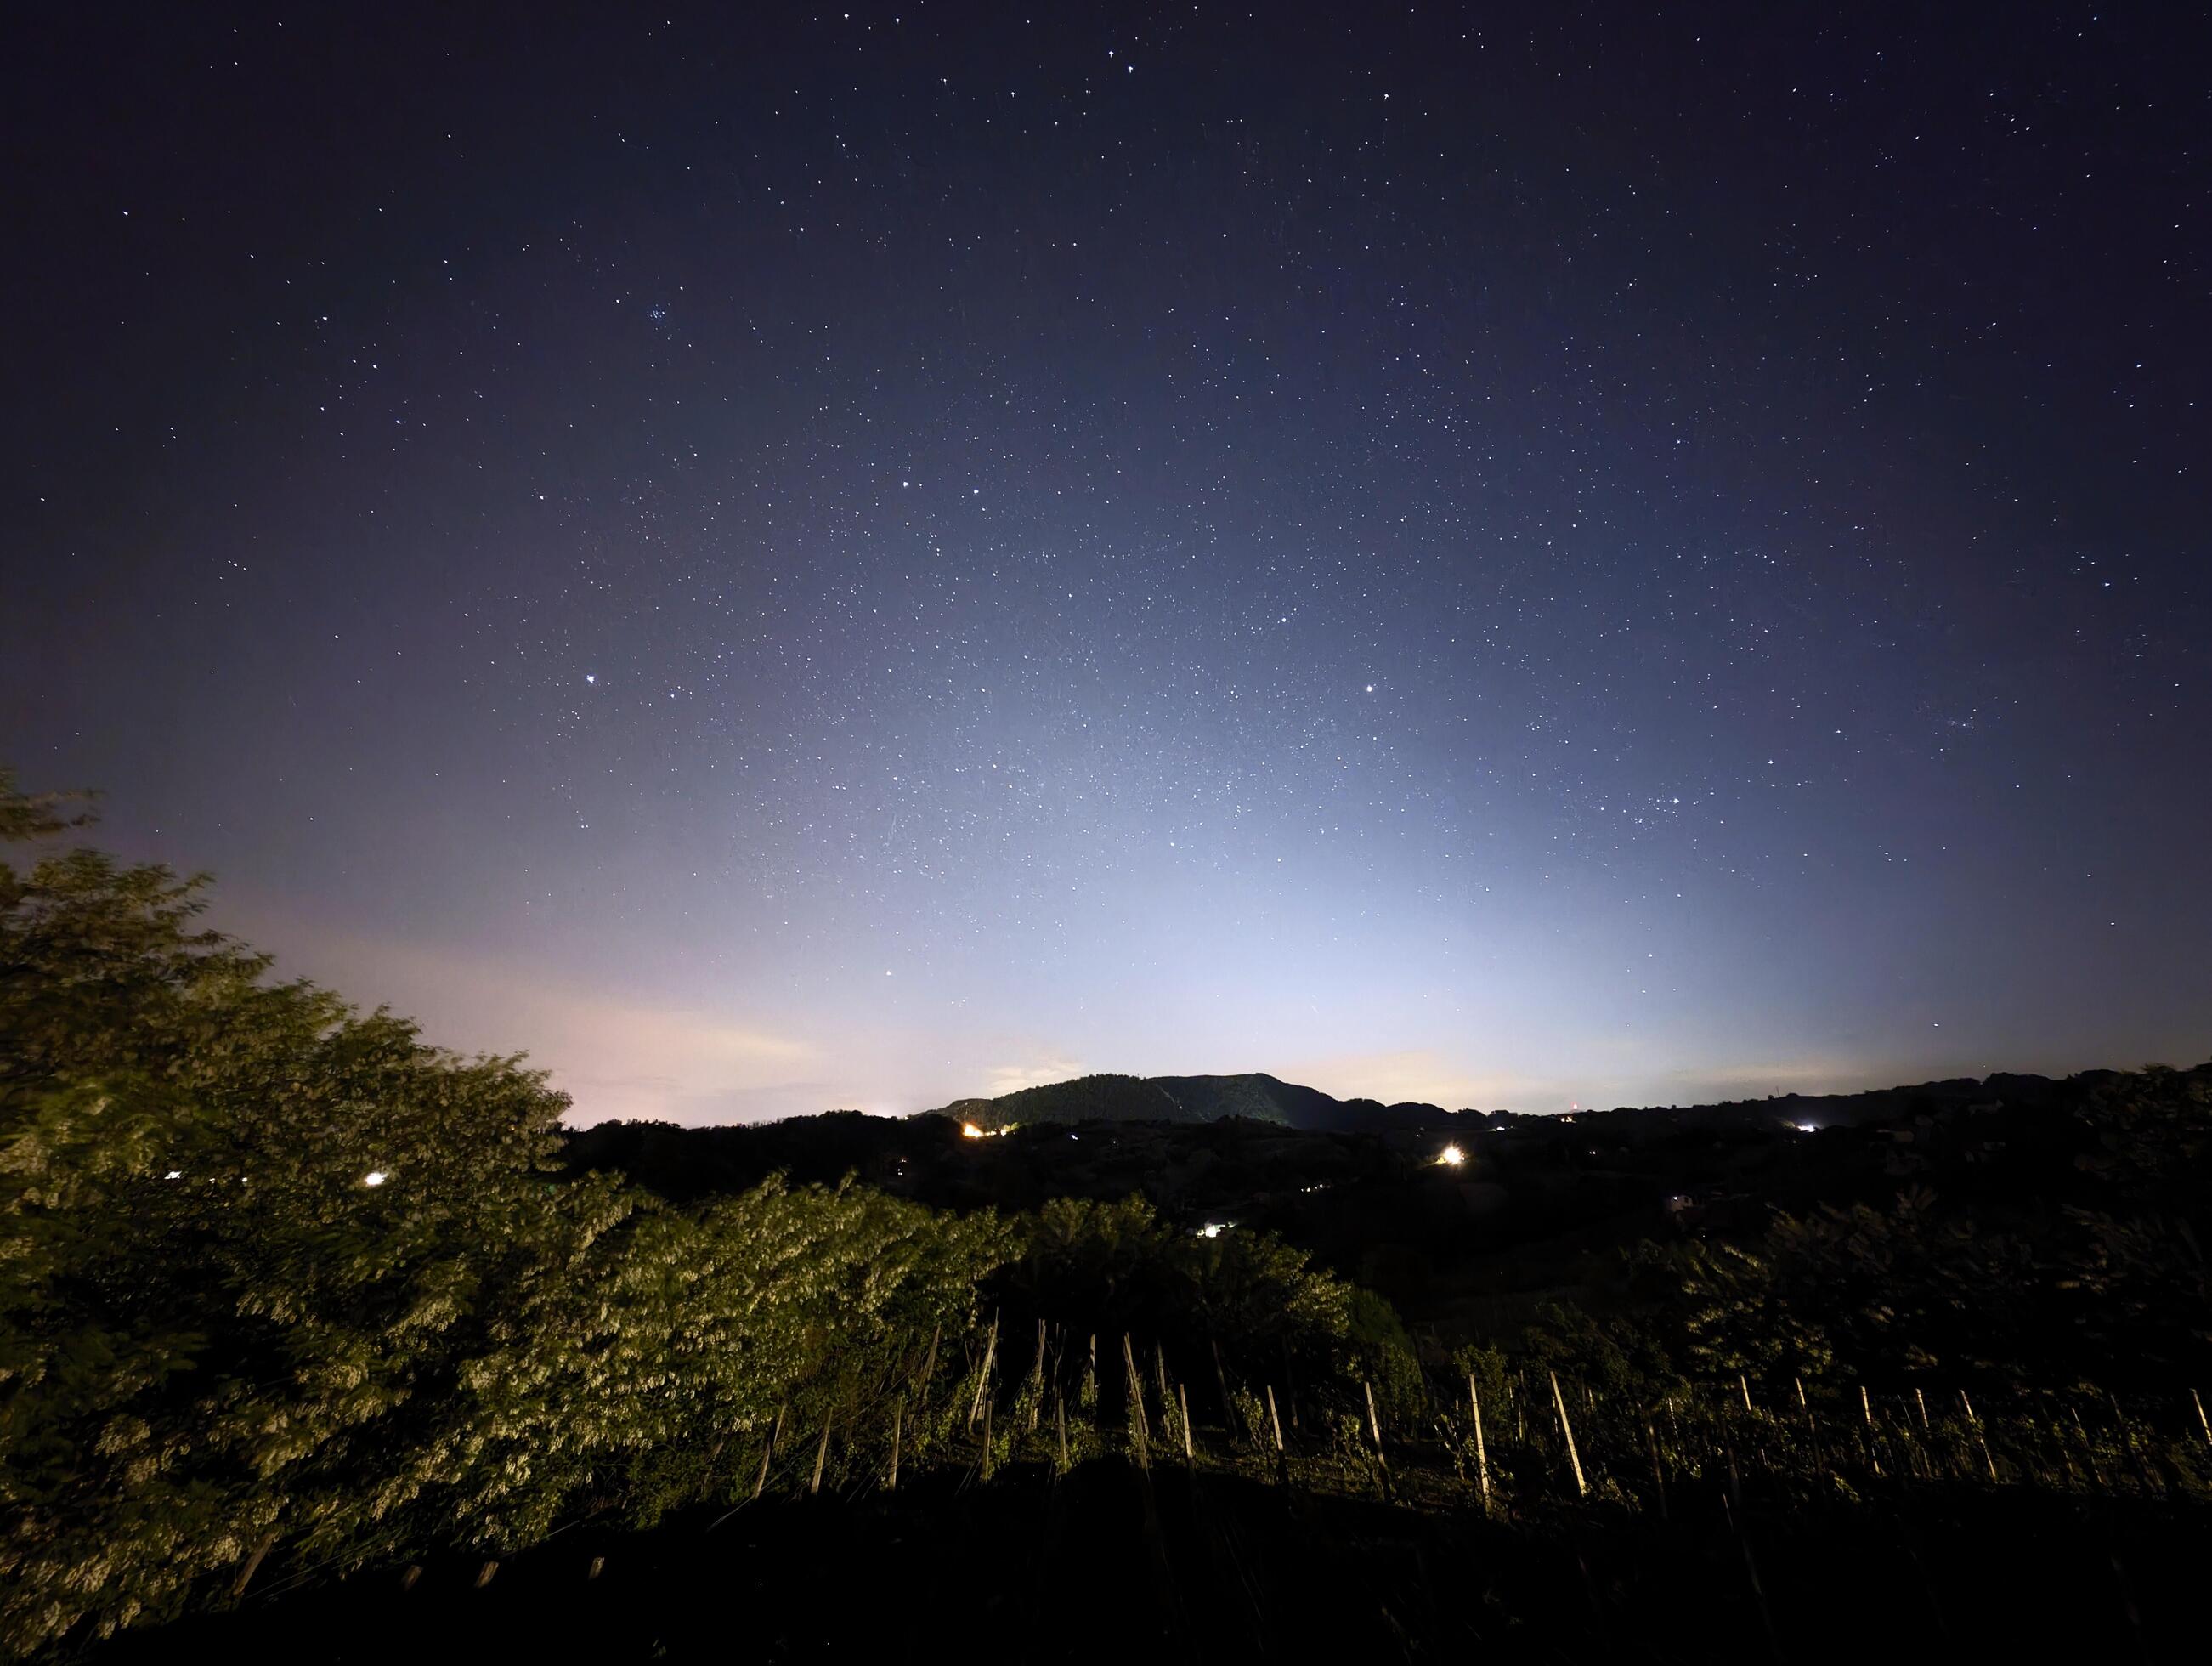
left=0, top=768, right=1024, bottom=1650
left=0, top=771, right=610, bottom=1649
left=997, top=1193, right=1383, bottom=1412
left=2050, top=1063, right=2212, bottom=1381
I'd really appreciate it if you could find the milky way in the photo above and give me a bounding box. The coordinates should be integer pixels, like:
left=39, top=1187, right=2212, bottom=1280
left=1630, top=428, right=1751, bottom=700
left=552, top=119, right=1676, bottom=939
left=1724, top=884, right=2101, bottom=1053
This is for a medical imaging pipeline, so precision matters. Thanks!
left=6, top=4, right=2207, bottom=1120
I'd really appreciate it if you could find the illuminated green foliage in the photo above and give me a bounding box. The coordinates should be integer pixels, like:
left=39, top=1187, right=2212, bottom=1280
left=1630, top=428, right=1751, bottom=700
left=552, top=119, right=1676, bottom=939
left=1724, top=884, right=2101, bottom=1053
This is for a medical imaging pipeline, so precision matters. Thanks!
left=1003, top=1194, right=1370, bottom=1390
left=0, top=774, right=1017, bottom=1651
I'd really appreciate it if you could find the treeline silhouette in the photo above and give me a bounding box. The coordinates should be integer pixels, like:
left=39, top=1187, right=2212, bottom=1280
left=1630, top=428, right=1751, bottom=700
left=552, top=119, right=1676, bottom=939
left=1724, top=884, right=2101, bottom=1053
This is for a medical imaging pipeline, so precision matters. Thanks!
left=573, top=1057, right=2212, bottom=1394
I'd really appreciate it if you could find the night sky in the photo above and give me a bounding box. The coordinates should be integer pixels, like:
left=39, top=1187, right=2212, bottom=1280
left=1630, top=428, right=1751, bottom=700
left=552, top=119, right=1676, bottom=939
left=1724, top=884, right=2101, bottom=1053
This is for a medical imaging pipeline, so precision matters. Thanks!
left=6, top=4, right=2208, bottom=1123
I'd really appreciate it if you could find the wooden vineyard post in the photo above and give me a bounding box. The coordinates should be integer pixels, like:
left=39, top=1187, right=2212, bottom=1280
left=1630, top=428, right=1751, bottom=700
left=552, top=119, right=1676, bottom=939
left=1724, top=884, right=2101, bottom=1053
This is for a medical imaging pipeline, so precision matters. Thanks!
left=1468, top=1374, right=1491, bottom=1504
left=2070, top=1407, right=2107, bottom=1491
left=2110, top=1391, right=2160, bottom=1495
left=1056, top=1389, right=1069, bottom=1474
left=755, top=1405, right=784, bottom=1500
left=1266, top=1384, right=1285, bottom=1453
left=1179, top=1384, right=1194, bottom=1462
left=1030, top=1318, right=1047, bottom=1431
left=2194, top=1388, right=2212, bottom=1451
left=968, top=1315, right=999, bottom=1429
left=1960, top=1389, right=1998, bottom=1482
left=811, top=1417, right=830, bottom=1495
left=231, top=1528, right=278, bottom=1600
left=1123, top=1334, right=1151, bottom=1470
left=1796, top=1374, right=1819, bottom=1470
left=1550, top=1371, right=1588, bottom=1498
left=889, top=1401, right=902, bottom=1492
left=1364, top=1380, right=1392, bottom=1499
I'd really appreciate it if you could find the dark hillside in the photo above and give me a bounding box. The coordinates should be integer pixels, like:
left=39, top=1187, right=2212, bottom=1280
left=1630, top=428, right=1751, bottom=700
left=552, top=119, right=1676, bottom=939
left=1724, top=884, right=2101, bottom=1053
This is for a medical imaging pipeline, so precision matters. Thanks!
left=927, top=1070, right=1414, bottom=1131
left=565, top=1062, right=2185, bottom=1351
left=919, top=1067, right=2102, bottom=1138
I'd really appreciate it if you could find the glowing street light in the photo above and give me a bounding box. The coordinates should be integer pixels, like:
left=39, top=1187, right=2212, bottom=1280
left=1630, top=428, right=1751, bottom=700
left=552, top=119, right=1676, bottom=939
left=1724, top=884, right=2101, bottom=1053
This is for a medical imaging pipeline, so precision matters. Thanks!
left=1436, top=1143, right=1466, bottom=1167
left=960, top=1123, right=986, bottom=1139
left=363, top=1170, right=388, bottom=1187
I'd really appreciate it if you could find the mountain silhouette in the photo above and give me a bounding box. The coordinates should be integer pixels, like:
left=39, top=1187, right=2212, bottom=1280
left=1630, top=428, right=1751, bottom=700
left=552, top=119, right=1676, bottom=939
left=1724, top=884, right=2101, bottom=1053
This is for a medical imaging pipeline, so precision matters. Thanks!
left=921, top=1067, right=2107, bottom=1137
left=923, top=1071, right=1457, bottom=1133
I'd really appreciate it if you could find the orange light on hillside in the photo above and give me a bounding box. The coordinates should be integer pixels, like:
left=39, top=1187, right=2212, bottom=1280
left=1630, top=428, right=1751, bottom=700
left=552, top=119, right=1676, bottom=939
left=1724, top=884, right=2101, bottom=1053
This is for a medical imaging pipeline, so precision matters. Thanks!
left=961, top=1122, right=986, bottom=1139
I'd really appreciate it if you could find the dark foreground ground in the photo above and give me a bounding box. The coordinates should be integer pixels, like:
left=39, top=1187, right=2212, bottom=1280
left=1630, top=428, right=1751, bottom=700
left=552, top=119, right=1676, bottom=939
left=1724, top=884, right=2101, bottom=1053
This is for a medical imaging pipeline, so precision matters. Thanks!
left=97, top=1464, right=2206, bottom=1664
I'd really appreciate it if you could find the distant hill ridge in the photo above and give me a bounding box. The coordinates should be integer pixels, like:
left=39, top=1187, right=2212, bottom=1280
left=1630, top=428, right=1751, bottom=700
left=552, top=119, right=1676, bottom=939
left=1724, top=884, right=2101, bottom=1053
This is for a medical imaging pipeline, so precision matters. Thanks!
left=921, top=1068, right=2109, bottom=1135
left=924, top=1071, right=1456, bottom=1133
